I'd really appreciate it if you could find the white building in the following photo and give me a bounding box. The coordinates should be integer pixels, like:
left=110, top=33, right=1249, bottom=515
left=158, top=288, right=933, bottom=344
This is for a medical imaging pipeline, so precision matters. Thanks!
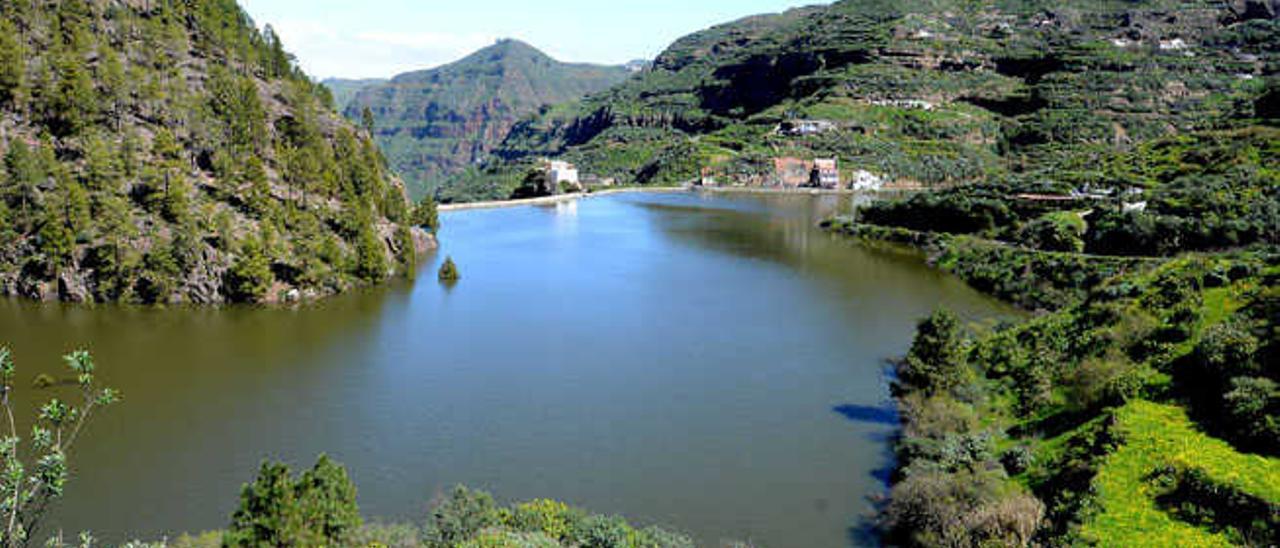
left=547, top=160, right=579, bottom=187
left=849, top=170, right=885, bottom=191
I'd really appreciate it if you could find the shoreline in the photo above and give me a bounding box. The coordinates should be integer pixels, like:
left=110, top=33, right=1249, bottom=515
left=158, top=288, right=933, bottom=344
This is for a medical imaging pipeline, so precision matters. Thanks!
left=439, top=186, right=688, bottom=212
left=440, top=185, right=916, bottom=212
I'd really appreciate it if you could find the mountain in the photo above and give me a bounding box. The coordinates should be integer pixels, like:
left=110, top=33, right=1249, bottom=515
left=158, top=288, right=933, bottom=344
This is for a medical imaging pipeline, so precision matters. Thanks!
left=471, top=0, right=1277, bottom=199
left=345, top=39, right=631, bottom=199
left=0, top=0, right=432, bottom=305
left=323, top=77, right=388, bottom=112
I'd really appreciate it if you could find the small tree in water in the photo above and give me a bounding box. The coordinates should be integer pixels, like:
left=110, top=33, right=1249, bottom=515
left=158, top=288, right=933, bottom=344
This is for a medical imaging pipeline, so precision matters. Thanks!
left=0, top=348, right=118, bottom=546
left=438, top=256, right=460, bottom=283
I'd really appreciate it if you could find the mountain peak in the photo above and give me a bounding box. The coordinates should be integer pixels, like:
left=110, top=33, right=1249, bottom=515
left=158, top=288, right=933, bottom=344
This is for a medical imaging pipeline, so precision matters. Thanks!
left=464, top=38, right=555, bottom=67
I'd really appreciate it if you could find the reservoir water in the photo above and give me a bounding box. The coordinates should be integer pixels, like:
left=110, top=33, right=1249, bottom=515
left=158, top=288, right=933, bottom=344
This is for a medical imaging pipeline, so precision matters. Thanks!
left=0, top=192, right=1013, bottom=546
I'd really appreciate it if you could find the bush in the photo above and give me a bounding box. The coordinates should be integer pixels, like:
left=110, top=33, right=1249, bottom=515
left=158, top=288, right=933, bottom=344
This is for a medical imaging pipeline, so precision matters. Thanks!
left=1018, top=212, right=1085, bottom=253
left=225, top=237, right=274, bottom=303
left=884, top=470, right=1044, bottom=547
left=224, top=455, right=362, bottom=547
left=423, top=486, right=501, bottom=547
left=439, top=256, right=461, bottom=283
left=896, top=309, right=970, bottom=396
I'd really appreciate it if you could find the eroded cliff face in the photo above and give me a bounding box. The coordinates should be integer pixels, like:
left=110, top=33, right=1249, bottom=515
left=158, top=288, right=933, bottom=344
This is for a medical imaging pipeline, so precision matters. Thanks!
left=345, top=39, right=630, bottom=199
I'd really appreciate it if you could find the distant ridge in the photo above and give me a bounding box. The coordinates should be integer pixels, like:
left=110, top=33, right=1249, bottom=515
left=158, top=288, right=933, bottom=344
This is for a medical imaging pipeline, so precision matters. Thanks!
left=347, top=39, right=631, bottom=198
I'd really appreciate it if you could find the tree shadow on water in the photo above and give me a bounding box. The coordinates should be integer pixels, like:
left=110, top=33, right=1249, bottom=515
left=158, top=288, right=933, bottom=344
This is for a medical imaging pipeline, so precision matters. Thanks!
left=833, top=404, right=900, bottom=547
left=833, top=404, right=898, bottom=426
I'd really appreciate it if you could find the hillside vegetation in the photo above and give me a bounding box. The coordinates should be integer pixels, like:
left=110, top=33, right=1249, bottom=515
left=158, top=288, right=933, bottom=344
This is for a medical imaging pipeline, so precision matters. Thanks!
left=346, top=39, right=630, bottom=200
left=457, top=0, right=1278, bottom=200
left=0, top=0, right=432, bottom=305
left=824, top=84, right=1279, bottom=545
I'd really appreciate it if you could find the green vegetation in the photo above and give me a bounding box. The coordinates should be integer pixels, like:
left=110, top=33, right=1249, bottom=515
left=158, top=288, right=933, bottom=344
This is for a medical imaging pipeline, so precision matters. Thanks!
left=477, top=0, right=1276, bottom=202
left=167, top=460, right=693, bottom=548
left=345, top=39, right=630, bottom=200
left=0, top=348, right=117, bottom=546
left=1082, top=401, right=1278, bottom=547
left=828, top=117, right=1279, bottom=545
left=0, top=0, right=428, bottom=305
left=225, top=455, right=362, bottom=546
left=439, top=257, right=461, bottom=283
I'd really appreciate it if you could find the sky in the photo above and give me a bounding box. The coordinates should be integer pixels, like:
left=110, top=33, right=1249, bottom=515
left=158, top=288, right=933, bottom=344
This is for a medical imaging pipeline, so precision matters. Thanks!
left=237, top=0, right=826, bottom=80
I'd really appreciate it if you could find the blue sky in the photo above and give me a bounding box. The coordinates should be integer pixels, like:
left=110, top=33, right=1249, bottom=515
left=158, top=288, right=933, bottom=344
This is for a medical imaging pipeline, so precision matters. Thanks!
left=237, top=0, right=827, bottom=79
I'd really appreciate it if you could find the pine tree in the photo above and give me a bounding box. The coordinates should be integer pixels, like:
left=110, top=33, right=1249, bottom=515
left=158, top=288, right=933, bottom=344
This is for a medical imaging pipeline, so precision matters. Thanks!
left=98, top=46, right=127, bottom=130
left=49, top=49, right=97, bottom=136
left=353, top=223, right=387, bottom=283
left=83, top=132, right=122, bottom=192
left=226, top=235, right=273, bottom=303
left=414, top=195, right=440, bottom=234
left=38, top=209, right=74, bottom=268
left=0, top=19, right=26, bottom=109
left=4, top=139, right=44, bottom=222
left=361, top=106, right=375, bottom=134
left=395, top=224, right=416, bottom=274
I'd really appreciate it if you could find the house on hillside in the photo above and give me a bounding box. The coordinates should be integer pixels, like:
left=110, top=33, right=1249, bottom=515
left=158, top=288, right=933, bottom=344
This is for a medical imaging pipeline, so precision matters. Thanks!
left=813, top=158, right=840, bottom=189
left=540, top=159, right=582, bottom=193
left=771, top=157, right=842, bottom=189
left=849, top=170, right=885, bottom=191
left=777, top=119, right=837, bottom=136
left=773, top=157, right=813, bottom=188
left=699, top=166, right=718, bottom=187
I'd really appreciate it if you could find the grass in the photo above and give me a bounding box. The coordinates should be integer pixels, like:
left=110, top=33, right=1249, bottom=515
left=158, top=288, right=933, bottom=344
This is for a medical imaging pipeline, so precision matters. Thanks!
left=1080, top=400, right=1280, bottom=547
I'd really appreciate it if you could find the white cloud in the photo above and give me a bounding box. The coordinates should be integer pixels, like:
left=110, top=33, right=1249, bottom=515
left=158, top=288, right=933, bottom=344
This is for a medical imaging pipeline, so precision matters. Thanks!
left=269, top=21, right=497, bottom=79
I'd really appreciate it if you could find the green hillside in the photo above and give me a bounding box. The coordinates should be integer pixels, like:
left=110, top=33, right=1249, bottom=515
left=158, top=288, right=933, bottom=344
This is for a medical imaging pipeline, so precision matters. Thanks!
left=346, top=39, right=631, bottom=199
left=461, top=0, right=1277, bottom=201
left=0, top=0, right=430, bottom=305
left=822, top=82, right=1279, bottom=547
left=322, top=77, right=387, bottom=112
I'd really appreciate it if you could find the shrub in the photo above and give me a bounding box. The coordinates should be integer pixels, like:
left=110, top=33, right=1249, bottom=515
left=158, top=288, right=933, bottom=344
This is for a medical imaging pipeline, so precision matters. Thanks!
left=226, top=237, right=274, bottom=303
left=884, top=470, right=1044, bottom=547
left=423, top=486, right=501, bottom=547
left=224, top=455, right=362, bottom=547
left=896, top=309, right=970, bottom=396
left=504, top=499, right=583, bottom=541
left=439, top=256, right=461, bottom=283
left=1064, top=354, right=1144, bottom=411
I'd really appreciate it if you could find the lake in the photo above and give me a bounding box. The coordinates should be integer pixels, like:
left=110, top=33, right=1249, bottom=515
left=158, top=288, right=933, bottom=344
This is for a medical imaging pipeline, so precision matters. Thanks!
left=0, top=191, right=1013, bottom=546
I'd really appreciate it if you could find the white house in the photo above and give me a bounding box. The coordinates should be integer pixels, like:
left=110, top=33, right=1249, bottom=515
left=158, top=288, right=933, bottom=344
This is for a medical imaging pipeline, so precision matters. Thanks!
left=849, top=170, right=885, bottom=191
left=547, top=160, right=579, bottom=187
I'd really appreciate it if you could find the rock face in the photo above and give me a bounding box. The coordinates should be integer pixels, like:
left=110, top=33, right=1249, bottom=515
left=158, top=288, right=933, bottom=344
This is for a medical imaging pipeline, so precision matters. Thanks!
left=345, top=39, right=631, bottom=199
left=0, top=1, right=430, bottom=305
left=484, top=0, right=1278, bottom=195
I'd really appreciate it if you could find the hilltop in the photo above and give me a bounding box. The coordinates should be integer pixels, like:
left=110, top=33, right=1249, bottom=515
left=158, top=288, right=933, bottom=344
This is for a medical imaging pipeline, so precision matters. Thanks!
left=346, top=39, right=631, bottom=200
left=0, top=0, right=432, bottom=305
left=466, top=0, right=1278, bottom=198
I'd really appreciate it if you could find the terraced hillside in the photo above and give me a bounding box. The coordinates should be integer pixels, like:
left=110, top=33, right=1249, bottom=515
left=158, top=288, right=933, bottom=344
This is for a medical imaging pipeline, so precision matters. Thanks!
left=455, top=0, right=1278, bottom=201
left=823, top=119, right=1279, bottom=544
